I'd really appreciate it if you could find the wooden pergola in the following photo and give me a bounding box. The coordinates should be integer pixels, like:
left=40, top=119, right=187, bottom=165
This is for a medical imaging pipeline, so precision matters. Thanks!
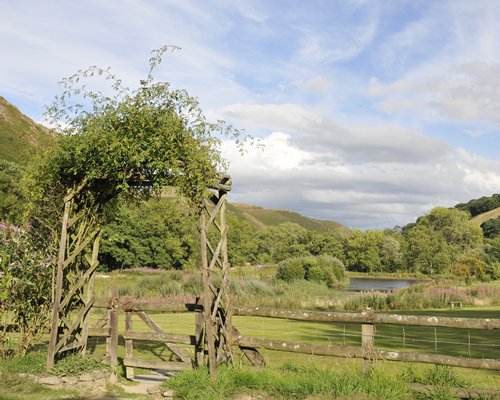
left=46, top=174, right=234, bottom=378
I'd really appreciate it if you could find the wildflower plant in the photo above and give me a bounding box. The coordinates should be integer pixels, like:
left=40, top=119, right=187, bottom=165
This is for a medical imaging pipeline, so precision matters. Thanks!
left=0, top=222, right=53, bottom=357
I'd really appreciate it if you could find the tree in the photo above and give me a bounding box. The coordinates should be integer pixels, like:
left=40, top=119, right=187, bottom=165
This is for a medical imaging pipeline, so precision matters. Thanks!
left=226, top=214, right=259, bottom=266
left=256, top=223, right=311, bottom=262
left=380, top=235, right=404, bottom=272
left=307, top=231, right=346, bottom=262
left=405, top=207, right=484, bottom=274
left=450, top=252, right=488, bottom=283
left=345, top=229, right=385, bottom=272
left=405, top=224, right=450, bottom=274
left=100, top=198, right=198, bottom=270
left=481, top=218, right=500, bottom=238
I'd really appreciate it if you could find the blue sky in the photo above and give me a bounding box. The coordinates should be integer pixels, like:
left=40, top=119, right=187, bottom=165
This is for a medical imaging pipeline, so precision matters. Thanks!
left=1, top=0, right=499, bottom=229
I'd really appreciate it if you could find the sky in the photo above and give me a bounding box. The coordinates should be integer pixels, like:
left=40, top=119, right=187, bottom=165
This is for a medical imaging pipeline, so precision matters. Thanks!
left=1, top=0, right=500, bottom=229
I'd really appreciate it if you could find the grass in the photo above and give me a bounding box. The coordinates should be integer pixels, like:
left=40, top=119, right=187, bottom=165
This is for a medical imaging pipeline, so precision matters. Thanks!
left=471, top=206, right=500, bottom=225
left=83, top=305, right=500, bottom=392
left=0, top=96, right=54, bottom=164
left=164, top=362, right=411, bottom=400
left=162, top=361, right=491, bottom=400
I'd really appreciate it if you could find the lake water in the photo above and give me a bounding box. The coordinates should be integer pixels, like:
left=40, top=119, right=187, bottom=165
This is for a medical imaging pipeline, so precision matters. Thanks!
left=349, top=277, right=423, bottom=292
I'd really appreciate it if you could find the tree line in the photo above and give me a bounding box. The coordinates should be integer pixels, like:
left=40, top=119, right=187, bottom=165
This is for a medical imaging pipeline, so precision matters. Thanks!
left=95, top=198, right=499, bottom=282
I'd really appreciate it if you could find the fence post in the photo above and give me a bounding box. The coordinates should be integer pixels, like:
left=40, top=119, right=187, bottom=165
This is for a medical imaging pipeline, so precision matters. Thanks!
left=195, top=297, right=204, bottom=367
left=125, top=310, right=134, bottom=379
left=361, top=322, right=374, bottom=375
left=108, top=288, right=118, bottom=383
left=362, top=323, right=374, bottom=348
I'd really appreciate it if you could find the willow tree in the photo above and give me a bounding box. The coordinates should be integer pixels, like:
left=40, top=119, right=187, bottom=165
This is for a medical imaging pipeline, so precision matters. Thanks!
left=25, top=47, right=246, bottom=374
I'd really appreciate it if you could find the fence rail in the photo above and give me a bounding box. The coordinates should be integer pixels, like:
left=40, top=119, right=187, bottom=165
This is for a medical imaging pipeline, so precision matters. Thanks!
left=90, top=296, right=500, bottom=375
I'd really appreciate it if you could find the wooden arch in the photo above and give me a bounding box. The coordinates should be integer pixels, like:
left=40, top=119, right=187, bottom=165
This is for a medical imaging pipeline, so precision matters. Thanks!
left=46, top=174, right=234, bottom=378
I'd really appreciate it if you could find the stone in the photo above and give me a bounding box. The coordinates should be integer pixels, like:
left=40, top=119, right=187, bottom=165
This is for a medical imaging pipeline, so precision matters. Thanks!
left=78, top=372, right=95, bottom=382
left=62, top=376, right=79, bottom=385
left=162, top=389, right=175, bottom=398
left=38, top=376, right=62, bottom=386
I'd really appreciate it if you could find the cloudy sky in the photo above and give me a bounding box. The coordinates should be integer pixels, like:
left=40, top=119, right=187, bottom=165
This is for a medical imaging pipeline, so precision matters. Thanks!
left=1, top=0, right=500, bottom=229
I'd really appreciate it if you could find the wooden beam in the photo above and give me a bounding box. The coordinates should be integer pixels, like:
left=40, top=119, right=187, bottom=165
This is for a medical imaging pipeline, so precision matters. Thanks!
left=88, top=327, right=111, bottom=337
left=234, top=336, right=500, bottom=370
left=123, top=358, right=191, bottom=371
left=124, top=331, right=196, bottom=345
left=235, top=307, right=500, bottom=330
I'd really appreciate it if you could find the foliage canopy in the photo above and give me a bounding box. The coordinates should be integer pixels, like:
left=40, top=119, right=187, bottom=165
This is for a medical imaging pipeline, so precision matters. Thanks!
left=25, top=46, right=247, bottom=234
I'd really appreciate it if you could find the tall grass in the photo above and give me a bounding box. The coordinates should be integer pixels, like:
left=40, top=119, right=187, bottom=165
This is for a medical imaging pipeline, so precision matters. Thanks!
left=344, top=283, right=500, bottom=311
left=95, top=269, right=500, bottom=311
left=164, top=363, right=412, bottom=400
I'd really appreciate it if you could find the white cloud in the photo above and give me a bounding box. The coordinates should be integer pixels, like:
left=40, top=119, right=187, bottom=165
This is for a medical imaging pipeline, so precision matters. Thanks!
left=220, top=109, right=500, bottom=229
left=218, top=103, right=450, bottom=164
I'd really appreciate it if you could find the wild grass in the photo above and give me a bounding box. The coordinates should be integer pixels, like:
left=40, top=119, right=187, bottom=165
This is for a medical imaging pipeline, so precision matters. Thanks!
left=95, top=269, right=500, bottom=312
left=164, top=362, right=412, bottom=400
left=343, top=283, right=500, bottom=311
left=163, top=362, right=482, bottom=400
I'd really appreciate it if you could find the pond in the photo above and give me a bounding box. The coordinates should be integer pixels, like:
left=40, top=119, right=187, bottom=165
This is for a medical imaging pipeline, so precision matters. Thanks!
left=349, top=276, right=423, bottom=292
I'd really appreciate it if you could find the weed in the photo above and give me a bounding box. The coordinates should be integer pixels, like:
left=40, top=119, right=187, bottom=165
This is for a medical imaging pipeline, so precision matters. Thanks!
left=51, top=353, right=105, bottom=376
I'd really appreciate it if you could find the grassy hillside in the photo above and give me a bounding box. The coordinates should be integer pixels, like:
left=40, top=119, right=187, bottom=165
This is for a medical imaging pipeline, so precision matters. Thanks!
left=0, top=96, right=55, bottom=163
left=228, top=202, right=349, bottom=234
left=471, top=206, right=500, bottom=225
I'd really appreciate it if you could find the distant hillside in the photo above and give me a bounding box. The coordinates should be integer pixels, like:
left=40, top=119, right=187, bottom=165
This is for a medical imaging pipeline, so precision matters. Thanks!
left=456, top=194, right=500, bottom=217
left=0, top=96, right=55, bottom=163
left=471, top=207, right=500, bottom=225
left=455, top=194, right=500, bottom=238
left=227, top=203, right=349, bottom=234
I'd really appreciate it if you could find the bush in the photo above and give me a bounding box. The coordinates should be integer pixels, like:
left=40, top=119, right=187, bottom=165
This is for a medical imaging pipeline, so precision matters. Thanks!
left=276, top=258, right=305, bottom=282
left=277, top=255, right=345, bottom=287
left=0, top=223, right=53, bottom=357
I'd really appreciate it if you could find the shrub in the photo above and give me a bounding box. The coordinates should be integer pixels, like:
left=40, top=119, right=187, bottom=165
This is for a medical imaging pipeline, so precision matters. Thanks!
left=0, top=223, right=53, bottom=357
left=277, top=255, right=345, bottom=287
left=276, top=258, right=305, bottom=282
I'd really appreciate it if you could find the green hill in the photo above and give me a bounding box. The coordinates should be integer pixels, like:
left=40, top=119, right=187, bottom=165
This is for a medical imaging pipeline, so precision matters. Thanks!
left=471, top=206, right=500, bottom=225
left=455, top=194, right=500, bottom=238
left=0, top=96, right=55, bottom=163
left=227, top=202, right=349, bottom=234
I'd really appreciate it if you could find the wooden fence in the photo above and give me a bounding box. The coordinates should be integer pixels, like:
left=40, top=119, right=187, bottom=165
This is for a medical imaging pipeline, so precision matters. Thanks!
left=88, top=295, right=500, bottom=381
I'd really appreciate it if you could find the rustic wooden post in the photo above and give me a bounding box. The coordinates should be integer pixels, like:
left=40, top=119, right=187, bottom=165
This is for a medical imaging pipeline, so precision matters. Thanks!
left=82, top=233, right=101, bottom=355
left=109, top=288, right=119, bottom=383
left=47, top=179, right=102, bottom=370
left=194, top=298, right=204, bottom=367
left=125, top=310, right=134, bottom=379
left=200, top=210, right=217, bottom=379
left=361, top=322, right=374, bottom=375
left=47, top=196, right=71, bottom=369
left=198, top=175, right=234, bottom=380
